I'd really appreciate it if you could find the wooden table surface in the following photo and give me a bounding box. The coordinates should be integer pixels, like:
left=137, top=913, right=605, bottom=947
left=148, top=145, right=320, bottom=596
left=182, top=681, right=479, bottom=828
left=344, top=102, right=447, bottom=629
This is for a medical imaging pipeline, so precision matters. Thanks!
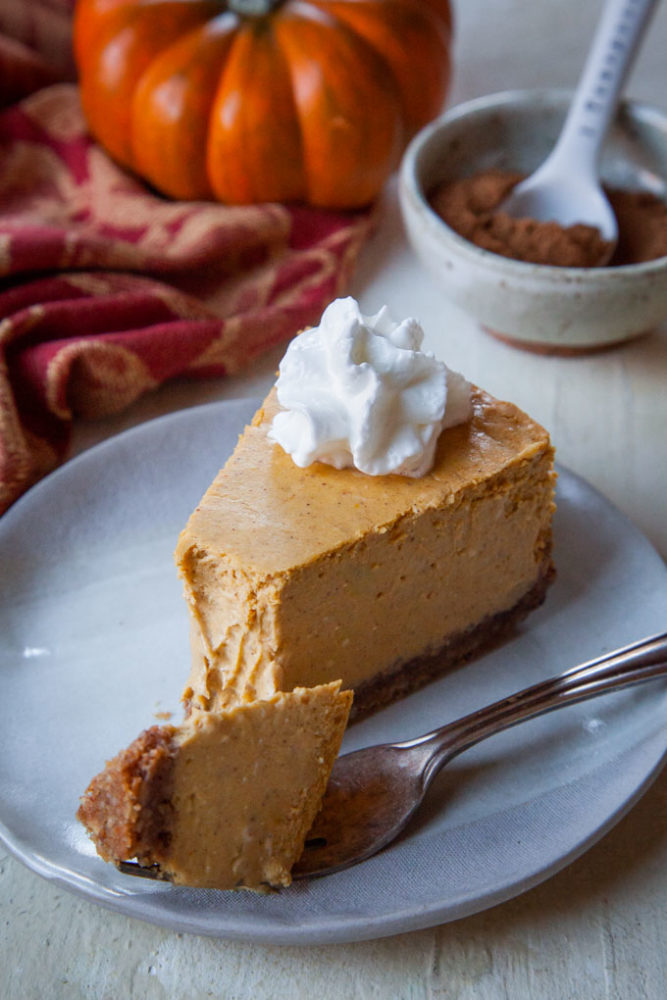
left=2, top=2, right=666, bottom=997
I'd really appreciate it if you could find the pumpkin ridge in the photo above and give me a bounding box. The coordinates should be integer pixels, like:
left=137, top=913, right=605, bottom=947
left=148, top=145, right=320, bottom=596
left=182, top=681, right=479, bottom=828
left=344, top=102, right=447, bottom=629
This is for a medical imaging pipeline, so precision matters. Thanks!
left=206, top=15, right=307, bottom=203
left=131, top=13, right=239, bottom=199
left=76, top=0, right=221, bottom=169
left=313, top=0, right=452, bottom=138
left=273, top=2, right=402, bottom=208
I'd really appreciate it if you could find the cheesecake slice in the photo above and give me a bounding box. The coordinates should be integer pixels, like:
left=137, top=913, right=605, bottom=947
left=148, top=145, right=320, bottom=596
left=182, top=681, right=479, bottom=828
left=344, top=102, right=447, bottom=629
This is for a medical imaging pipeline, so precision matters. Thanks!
left=77, top=682, right=352, bottom=890
left=176, top=385, right=556, bottom=718
left=79, top=301, right=556, bottom=889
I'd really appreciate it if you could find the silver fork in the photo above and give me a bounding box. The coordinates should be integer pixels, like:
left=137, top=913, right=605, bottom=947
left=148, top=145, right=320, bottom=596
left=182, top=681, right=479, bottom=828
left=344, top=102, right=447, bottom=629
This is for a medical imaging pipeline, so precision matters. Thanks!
left=292, top=630, right=667, bottom=878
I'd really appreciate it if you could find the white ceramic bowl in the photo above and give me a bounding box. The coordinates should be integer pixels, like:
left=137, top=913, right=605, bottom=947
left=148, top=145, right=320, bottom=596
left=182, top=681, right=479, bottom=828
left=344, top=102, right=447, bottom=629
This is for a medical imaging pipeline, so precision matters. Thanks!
left=399, top=89, right=667, bottom=353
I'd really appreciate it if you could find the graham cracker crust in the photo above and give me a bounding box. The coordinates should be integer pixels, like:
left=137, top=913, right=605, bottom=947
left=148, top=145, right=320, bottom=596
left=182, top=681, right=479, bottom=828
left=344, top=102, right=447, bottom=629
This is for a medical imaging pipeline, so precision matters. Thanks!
left=77, top=725, right=177, bottom=865
left=349, top=561, right=556, bottom=720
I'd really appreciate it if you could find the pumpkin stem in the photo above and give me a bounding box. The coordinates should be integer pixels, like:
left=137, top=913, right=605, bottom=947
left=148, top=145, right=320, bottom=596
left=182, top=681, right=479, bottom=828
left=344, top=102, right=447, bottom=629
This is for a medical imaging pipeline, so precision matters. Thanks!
left=227, top=0, right=284, bottom=16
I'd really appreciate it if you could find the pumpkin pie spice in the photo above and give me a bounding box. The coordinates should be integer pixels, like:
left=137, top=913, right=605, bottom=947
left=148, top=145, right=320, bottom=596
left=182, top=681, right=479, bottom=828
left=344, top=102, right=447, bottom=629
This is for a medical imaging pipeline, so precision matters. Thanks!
left=429, top=169, right=667, bottom=268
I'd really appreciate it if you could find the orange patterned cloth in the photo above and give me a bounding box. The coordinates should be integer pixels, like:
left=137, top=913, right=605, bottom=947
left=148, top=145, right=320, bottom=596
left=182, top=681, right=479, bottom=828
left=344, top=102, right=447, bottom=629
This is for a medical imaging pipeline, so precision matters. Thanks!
left=0, top=2, right=373, bottom=514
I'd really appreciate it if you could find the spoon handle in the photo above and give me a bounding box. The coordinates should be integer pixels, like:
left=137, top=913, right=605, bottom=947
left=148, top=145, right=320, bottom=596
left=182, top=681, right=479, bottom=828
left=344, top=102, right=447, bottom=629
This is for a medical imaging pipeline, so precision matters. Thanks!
left=549, top=0, right=659, bottom=173
left=404, top=631, right=667, bottom=784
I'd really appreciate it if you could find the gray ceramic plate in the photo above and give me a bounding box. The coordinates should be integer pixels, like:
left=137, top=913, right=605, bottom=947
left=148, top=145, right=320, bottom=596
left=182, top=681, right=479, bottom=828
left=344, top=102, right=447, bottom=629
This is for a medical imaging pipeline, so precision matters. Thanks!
left=1, top=398, right=666, bottom=944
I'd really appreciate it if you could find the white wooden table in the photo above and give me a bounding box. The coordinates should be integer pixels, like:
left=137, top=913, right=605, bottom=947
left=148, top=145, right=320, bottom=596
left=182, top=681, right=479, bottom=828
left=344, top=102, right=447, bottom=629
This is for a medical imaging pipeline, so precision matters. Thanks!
left=2, top=2, right=666, bottom=997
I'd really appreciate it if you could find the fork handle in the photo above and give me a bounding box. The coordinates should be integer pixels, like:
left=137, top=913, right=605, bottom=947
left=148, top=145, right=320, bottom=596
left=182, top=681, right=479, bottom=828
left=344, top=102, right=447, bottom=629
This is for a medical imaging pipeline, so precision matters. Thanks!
left=402, top=631, right=667, bottom=786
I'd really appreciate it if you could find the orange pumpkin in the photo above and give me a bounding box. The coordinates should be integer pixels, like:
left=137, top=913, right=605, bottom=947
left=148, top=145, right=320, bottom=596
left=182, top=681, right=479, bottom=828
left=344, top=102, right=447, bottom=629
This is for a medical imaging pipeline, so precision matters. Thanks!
left=73, top=0, right=452, bottom=208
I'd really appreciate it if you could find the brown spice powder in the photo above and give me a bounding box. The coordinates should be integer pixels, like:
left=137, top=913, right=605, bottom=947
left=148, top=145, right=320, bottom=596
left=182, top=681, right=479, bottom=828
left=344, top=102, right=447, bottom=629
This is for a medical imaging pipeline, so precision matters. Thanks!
left=429, top=169, right=667, bottom=268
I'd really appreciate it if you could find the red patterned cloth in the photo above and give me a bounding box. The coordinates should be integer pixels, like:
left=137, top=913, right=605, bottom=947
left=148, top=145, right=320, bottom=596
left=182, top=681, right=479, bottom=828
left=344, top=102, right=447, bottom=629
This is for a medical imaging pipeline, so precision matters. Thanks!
left=0, top=3, right=373, bottom=514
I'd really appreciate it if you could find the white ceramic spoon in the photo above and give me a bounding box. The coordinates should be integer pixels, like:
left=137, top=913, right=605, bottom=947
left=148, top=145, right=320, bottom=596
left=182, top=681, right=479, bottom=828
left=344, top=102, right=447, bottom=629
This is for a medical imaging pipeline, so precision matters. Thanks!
left=500, top=0, right=660, bottom=251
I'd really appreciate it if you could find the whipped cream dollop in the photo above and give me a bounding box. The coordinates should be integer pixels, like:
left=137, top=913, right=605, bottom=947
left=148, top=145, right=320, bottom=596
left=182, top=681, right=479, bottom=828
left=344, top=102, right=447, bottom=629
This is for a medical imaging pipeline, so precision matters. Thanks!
left=268, top=297, right=472, bottom=477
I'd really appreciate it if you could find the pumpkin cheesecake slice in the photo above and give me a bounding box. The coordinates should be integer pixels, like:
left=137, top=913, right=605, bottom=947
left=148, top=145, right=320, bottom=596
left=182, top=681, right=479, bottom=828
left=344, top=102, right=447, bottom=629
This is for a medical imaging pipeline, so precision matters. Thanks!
left=78, top=299, right=555, bottom=889
left=78, top=681, right=352, bottom=890
left=176, top=299, right=556, bottom=718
